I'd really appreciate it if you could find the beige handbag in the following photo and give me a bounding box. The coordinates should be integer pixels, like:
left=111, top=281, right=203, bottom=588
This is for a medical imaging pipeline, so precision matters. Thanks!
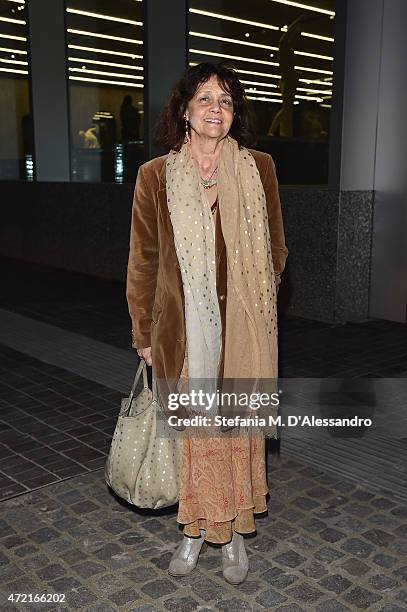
left=105, top=360, right=182, bottom=509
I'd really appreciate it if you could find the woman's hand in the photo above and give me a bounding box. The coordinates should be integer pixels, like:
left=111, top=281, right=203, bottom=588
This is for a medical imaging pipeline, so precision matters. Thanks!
left=137, top=347, right=152, bottom=366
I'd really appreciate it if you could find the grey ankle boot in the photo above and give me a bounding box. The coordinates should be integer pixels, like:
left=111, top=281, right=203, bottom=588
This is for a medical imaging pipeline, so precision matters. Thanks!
left=168, top=529, right=206, bottom=576
left=222, top=531, right=249, bottom=584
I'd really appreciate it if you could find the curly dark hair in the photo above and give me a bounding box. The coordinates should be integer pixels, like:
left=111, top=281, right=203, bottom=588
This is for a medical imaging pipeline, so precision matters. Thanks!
left=152, top=61, right=258, bottom=151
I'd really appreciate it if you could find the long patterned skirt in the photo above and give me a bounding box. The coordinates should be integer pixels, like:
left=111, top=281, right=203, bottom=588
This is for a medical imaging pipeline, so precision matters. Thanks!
left=176, top=342, right=269, bottom=544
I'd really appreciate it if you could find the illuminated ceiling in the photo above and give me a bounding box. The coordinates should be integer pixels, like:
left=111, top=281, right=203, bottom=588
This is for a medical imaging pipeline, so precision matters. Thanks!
left=0, top=0, right=335, bottom=106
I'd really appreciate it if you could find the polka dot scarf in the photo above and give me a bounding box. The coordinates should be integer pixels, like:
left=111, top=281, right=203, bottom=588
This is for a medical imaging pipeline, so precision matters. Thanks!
left=166, top=135, right=278, bottom=436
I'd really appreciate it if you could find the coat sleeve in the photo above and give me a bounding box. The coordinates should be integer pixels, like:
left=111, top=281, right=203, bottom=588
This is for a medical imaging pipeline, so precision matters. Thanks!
left=126, top=163, right=159, bottom=349
left=263, top=154, right=289, bottom=292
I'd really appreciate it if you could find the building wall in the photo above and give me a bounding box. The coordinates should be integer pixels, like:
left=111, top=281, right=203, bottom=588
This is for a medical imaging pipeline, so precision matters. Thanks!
left=0, top=181, right=373, bottom=324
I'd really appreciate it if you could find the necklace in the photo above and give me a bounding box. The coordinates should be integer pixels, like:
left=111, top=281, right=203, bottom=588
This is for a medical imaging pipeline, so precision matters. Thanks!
left=189, top=144, right=219, bottom=189
left=200, top=165, right=218, bottom=189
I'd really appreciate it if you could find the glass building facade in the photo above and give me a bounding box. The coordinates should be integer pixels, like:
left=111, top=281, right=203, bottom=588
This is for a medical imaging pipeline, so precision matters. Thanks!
left=188, top=0, right=335, bottom=185
left=0, top=0, right=336, bottom=185
left=0, top=0, right=32, bottom=180
left=66, top=0, right=144, bottom=183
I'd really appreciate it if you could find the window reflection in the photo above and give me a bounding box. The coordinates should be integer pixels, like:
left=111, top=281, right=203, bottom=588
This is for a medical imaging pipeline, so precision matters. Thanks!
left=188, top=0, right=335, bottom=185
left=66, top=0, right=144, bottom=183
left=0, top=0, right=32, bottom=181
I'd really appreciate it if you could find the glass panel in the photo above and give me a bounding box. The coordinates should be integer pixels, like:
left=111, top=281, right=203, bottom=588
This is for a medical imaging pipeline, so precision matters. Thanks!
left=0, top=0, right=32, bottom=181
left=188, top=0, right=336, bottom=185
left=66, top=0, right=144, bottom=183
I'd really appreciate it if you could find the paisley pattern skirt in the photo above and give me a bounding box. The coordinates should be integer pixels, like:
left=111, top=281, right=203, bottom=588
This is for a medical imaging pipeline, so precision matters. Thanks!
left=176, top=342, right=269, bottom=544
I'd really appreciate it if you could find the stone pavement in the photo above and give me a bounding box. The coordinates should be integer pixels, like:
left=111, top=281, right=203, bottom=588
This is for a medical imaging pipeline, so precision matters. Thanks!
left=0, top=257, right=406, bottom=610
left=0, top=455, right=407, bottom=611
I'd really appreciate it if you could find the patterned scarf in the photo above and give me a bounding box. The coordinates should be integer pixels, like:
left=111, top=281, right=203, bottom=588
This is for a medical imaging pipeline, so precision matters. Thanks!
left=166, top=135, right=278, bottom=437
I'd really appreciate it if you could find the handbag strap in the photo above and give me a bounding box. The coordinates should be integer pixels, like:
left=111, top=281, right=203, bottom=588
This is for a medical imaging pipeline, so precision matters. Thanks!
left=128, top=359, right=149, bottom=405
left=152, top=366, right=159, bottom=402
left=128, top=359, right=161, bottom=405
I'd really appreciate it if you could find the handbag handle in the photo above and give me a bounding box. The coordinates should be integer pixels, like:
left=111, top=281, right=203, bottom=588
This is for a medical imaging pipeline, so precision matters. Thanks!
left=128, top=359, right=149, bottom=405
left=151, top=366, right=159, bottom=402
left=128, top=359, right=160, bottom=406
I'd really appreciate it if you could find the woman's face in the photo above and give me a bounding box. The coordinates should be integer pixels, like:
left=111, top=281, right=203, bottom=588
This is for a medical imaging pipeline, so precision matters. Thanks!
left=185, top=75, right=234, bottom=142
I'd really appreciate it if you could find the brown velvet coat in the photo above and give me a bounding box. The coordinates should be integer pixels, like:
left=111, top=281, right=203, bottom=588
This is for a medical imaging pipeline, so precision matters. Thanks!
left=126, top=148, right=289, bottom=424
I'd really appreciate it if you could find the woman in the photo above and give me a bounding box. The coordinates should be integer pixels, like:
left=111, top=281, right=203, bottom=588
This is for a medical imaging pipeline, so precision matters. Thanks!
left=126, top=62, right=288, bottom=584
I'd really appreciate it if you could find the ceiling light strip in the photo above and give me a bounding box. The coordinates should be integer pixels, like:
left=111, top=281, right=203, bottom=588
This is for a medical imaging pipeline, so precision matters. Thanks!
left=0, top=66, right=28, bottom=74
left=189, top=31, right=277, bottom=51
left=297, top=86, right=332, bottom=94
left=69, top=75, right=143, bottom=87
left=241, top=79, right=278, bottom=89
left=247, top=95, right=286, bottom=103
left=67, top=29, right=142, bottom=45
left=299, top=77, right=332, bottom=86
left=69, top=67, right=143, bottom=80
left=295, top=65, right=333, bottom=75
left=0, top=46, right=27, bottom=54
left=269, top=0, right=335, bottom=16
left=244, top=87, right=281, bottom=96
left=294, top=50, right=333, bottom=61
left=68, top=44, right=142, bottom=59
left=190, top=61, right=331, bottom=81
left=0, top=16, right=25, bottom=24
left=190, top=48, right=278, bottom=66
left=0, top=33, right=26, bottom=41
left=0, top=57, right=27, bottom=65
left=296, top=94, right=322, bottom=101
left=246, top=85, right=333, bottom=96
left=190, top=61, right=281, bottom=81
left=248, top=96, right=301, bottom=105
left=189, top=8, right=279, bottom=31
left=245, top=88, right=281, bottom=96
left=234, top=67, right=281, bottom=80
left=246, top=88, right=321, bottom=101
left=68, top=56, right=143, bottom=71
left=302, top=31, right=334, bottom=42
left=190, top=31, right=334, bottom=59
left=66, top=8, right=142, bottom=26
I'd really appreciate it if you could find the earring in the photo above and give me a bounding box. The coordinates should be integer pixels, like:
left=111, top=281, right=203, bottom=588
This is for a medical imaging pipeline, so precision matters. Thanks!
left=184, top=115, right=191, bottom=145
